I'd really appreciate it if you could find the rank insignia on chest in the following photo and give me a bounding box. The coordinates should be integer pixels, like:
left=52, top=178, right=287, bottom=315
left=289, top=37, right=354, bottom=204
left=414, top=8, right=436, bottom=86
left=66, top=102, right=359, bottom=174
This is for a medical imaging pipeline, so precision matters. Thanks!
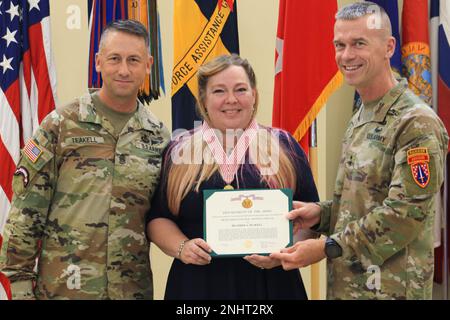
left=23, top=139, right=43, bottom=163
left=407, top=147, right=430, bottom=188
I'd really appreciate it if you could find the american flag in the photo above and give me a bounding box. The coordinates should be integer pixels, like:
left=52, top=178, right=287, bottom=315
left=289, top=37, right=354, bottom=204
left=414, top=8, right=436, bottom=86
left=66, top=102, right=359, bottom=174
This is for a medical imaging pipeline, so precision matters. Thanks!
left=23, top=139, right=42, bottom=163
left=0, top=0, right=57, bottom=233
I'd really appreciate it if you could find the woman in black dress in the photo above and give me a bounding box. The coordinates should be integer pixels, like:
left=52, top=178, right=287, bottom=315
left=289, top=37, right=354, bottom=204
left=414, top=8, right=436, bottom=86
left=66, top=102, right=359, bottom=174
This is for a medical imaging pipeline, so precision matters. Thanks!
left=146, top=54, right=319, bottom=299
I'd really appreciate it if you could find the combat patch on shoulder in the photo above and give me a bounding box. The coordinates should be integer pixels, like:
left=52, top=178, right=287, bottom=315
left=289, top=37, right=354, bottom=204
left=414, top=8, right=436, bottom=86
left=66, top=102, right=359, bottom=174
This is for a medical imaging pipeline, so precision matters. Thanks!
left=14, top=166, right=30, bottom=188
left=407, top=147, right=430, bottom=188
left=23, top=139, right=43, bottom=163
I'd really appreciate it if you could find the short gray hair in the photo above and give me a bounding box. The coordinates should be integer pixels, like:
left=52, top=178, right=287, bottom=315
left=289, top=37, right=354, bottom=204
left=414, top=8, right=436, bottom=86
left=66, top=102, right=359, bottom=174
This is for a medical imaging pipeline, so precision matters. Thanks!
left=335, top=1, right=391, bottom=35
left=336, top=1, right=384, bottom=20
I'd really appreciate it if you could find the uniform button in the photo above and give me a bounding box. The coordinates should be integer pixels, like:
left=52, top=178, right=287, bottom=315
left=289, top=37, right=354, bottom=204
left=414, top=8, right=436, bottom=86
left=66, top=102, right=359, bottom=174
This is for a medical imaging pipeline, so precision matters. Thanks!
left=119, top=154, right=126, bottom=164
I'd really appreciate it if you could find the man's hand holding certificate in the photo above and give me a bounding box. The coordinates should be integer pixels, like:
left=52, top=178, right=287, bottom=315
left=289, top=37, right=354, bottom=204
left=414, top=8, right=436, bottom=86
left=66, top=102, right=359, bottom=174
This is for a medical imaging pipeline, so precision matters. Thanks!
left=203, top=189, right=293, bottom=257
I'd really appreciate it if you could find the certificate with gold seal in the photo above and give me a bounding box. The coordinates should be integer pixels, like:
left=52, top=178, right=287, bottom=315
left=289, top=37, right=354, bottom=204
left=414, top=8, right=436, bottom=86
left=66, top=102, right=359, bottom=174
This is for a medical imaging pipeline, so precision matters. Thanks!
left=203, top=189, right=293, bottom=257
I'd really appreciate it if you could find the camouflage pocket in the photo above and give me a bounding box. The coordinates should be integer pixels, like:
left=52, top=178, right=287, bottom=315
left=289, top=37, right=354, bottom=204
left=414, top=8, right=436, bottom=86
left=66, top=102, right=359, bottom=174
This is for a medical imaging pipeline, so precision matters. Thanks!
left=12, top=141, right=54, bottom=196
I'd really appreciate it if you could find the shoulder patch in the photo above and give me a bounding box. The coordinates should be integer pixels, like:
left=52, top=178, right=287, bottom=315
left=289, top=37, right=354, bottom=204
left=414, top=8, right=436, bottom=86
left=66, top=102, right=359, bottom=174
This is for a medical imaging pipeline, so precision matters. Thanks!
left=23, top=140, right=43, bottom=163
left=13, top=166, right=30, bottom=188
left=407, top=147, right=430, bottom=188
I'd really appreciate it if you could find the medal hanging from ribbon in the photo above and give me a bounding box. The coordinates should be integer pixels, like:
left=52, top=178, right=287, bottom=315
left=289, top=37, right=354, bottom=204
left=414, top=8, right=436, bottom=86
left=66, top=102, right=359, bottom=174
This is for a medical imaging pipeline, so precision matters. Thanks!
left=202, top=120, right=258, bottom=189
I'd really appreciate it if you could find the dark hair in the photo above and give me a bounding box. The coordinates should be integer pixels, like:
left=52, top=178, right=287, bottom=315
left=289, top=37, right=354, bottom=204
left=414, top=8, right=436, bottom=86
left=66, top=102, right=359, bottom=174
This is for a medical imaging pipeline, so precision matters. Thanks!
left=99, top=19, right=149, bottom=49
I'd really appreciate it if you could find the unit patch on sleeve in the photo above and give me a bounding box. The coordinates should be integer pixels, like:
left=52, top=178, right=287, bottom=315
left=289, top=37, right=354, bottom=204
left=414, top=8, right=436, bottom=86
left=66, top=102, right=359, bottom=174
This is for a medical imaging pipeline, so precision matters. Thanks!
left=407, top=147, right=430, bottom=188
left=14, top=166, right=30, bottom=188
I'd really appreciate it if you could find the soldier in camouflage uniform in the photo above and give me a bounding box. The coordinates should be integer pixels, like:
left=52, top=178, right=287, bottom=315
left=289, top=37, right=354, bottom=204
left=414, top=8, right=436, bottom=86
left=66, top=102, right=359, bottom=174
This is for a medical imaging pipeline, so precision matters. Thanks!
left=0, top=20, right=169, bottom=299
left=271, top=2, right=449, bottom=299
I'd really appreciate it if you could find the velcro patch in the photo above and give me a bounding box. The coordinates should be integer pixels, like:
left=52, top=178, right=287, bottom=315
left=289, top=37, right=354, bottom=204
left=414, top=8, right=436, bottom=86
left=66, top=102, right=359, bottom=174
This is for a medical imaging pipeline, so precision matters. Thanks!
left=23, top=140, right=42, bottom=163
left=66, top=136, right=105, bottom=144
left=135, top=141, right=161, bottom=153
left=14, top=166, right=29, bottom=188
left=407, top=147, right=430, bottom=188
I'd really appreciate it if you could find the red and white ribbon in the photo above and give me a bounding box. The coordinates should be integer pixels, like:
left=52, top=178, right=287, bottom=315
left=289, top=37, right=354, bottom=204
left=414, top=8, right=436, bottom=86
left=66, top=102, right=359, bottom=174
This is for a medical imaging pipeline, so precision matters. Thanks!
left=202, top=120, right=258, bottom=186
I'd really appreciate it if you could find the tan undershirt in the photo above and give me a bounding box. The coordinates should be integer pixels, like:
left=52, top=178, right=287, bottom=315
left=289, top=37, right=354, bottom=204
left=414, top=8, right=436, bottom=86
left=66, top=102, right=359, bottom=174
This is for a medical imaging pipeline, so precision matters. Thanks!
left=91, top=92, right=137, bottom=137
left=359, top=97, right=383, bottom=123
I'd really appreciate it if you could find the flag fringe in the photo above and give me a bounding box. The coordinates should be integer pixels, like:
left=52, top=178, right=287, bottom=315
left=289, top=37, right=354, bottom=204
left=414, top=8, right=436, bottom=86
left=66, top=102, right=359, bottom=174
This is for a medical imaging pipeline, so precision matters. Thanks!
left=293, top=71, right=344, bottom=141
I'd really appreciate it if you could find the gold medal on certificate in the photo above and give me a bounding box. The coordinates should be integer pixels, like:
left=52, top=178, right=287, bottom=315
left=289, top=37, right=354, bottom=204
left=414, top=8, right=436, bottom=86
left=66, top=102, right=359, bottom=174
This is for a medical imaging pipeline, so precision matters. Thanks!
left=224, top=185, right=234, bottom=190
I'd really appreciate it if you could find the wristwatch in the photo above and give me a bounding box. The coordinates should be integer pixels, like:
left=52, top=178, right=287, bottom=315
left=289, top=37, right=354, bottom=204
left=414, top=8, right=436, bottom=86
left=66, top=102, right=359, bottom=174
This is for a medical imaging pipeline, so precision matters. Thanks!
left=324, top=237, right=342, bottom=259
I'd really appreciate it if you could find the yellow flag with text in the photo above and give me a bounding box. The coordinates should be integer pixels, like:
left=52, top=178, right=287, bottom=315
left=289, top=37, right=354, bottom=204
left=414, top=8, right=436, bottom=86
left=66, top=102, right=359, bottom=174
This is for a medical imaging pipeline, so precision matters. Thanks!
left=171, top=0, right=239, bottom=131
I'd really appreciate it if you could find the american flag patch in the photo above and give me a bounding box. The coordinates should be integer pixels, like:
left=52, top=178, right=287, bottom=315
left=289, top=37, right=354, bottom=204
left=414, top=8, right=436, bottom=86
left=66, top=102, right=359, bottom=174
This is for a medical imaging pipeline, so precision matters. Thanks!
left=23, top=140, right=43, bottom=163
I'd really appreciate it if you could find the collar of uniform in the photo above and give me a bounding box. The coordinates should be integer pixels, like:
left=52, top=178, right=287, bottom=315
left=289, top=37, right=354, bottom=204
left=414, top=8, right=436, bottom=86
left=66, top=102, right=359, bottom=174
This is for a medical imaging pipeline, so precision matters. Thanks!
left=353, top=78, right=408, bottom=128
left=78, top=90, right=103, bottom=125
left=126, top=101, right=161, bottom=132
left=78, top=90, right=160, bottom=133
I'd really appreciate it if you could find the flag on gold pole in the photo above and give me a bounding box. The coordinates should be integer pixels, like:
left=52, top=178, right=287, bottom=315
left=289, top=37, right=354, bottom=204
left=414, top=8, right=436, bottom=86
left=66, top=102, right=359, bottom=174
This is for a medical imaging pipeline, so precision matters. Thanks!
left=272, top=0, right=342, bottom=299
left=272, top=0, right=342, bottom=155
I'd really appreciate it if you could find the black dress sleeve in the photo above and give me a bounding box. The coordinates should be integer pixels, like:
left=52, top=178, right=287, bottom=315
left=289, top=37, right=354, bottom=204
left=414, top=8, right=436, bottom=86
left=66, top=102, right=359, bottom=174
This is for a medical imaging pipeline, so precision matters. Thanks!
left=279, top=130, right=319, bottom=203
left=145, top=147, right=176, bottom=228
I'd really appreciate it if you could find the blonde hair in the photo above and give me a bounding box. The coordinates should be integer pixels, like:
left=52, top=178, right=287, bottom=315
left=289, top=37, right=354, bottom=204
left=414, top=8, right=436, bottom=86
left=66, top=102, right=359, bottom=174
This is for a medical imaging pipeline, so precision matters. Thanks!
left=165, top=55, right=299, bottom=214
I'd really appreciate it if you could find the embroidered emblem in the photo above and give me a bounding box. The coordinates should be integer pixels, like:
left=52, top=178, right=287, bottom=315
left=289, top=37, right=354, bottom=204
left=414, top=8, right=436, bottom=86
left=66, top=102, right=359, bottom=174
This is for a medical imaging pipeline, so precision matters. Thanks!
left=23, top=140, right=42, bottom=163
left=135, top=141, right=161, bottom=153
left=67, top=136, right=104, bottom=144
left=14, top=166, right=30, bottom=187
left=407, top=147, right=430, bottom=188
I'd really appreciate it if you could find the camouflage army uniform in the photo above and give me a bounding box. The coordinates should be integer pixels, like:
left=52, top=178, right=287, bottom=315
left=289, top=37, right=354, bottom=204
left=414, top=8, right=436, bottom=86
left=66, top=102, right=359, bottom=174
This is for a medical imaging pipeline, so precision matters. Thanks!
left=316, top=79, right=449, bottom=299
left=0, top=91, right=169, bottom=299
